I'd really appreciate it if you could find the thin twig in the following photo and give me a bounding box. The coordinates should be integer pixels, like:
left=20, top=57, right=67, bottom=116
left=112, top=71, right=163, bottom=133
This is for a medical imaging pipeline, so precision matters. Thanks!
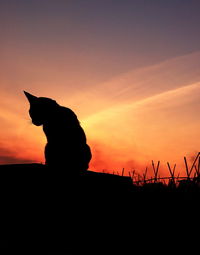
left=184, top=157, right=190, bottom=179
left=188, top=152, right=200, bottom=177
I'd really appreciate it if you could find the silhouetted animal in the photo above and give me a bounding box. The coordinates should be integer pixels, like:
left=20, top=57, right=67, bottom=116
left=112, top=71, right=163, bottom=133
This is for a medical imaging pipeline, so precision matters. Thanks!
left=24, top=91, right=92, bottom=173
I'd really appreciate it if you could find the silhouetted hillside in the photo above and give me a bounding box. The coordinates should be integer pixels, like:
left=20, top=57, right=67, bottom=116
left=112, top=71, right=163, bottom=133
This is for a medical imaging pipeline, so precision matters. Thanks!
left=0, top=163, right=199, bottom=254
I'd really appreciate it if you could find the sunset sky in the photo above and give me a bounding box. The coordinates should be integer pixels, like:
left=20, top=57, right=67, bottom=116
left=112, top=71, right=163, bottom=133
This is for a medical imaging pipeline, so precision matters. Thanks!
left=1, top=0, right=200, bottom=177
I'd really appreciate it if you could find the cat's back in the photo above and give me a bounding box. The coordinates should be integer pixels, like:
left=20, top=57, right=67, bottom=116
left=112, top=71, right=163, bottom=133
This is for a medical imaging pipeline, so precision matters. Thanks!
left=43, top=105, right=86, bottom=144
left=55, top=106, right=79, bottom=125
left=59, top=106, right=87, bottom=143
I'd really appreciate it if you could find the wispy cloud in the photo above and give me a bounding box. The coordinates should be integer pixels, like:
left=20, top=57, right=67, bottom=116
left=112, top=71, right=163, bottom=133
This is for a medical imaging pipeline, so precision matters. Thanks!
left=82, top=52, right=200, bottom=174
left=0, top=146, right=35, bottom=164
left=70, top=51, right=200, bottom=118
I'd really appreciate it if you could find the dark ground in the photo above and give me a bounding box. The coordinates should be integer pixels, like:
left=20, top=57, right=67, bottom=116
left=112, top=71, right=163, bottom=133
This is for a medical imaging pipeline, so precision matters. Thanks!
left=0, top=164, right=199, bottom=254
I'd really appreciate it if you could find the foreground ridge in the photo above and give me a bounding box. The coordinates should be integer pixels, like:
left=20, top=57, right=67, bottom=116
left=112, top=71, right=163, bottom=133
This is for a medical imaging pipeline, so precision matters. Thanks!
left=0, top=163, right=199, bottom=254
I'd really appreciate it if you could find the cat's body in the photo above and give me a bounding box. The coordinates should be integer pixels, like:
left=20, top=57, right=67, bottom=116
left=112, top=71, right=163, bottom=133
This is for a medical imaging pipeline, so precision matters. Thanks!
left=24, top=91, right=92, bottom=173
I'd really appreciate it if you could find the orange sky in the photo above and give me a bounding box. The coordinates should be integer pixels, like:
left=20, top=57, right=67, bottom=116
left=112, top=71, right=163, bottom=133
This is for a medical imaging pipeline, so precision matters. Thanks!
left=1, top=51, right=200, bottom=178
left=1, top=1, right=200, bottom=178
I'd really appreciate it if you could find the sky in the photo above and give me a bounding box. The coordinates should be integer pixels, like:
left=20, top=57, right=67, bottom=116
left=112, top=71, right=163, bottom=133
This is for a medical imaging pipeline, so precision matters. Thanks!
left=1, top=0, right=200, bottom=177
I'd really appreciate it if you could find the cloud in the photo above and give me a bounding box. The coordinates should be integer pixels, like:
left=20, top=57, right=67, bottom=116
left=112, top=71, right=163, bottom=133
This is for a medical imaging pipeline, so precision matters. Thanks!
left=0, top=155, right=34, bottom=164
left=84, top=79, right=200, bottom=175
left=61, top=50, right=200, bottom=123
left=0, top=146, right=35, bottom=164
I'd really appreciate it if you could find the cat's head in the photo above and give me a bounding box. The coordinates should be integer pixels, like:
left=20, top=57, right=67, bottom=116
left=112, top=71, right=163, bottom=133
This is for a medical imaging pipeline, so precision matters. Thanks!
left=24, top=91, right=59, bottom=126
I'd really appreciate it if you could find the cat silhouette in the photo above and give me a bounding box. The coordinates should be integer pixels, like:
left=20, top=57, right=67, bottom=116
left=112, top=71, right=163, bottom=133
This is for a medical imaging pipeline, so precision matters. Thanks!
left=24, top=91, right=92, bottom=173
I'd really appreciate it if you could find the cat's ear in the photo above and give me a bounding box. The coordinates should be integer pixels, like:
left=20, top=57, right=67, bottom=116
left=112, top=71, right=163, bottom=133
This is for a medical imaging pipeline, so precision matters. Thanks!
left=24, top=91, right=38, bottom=104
